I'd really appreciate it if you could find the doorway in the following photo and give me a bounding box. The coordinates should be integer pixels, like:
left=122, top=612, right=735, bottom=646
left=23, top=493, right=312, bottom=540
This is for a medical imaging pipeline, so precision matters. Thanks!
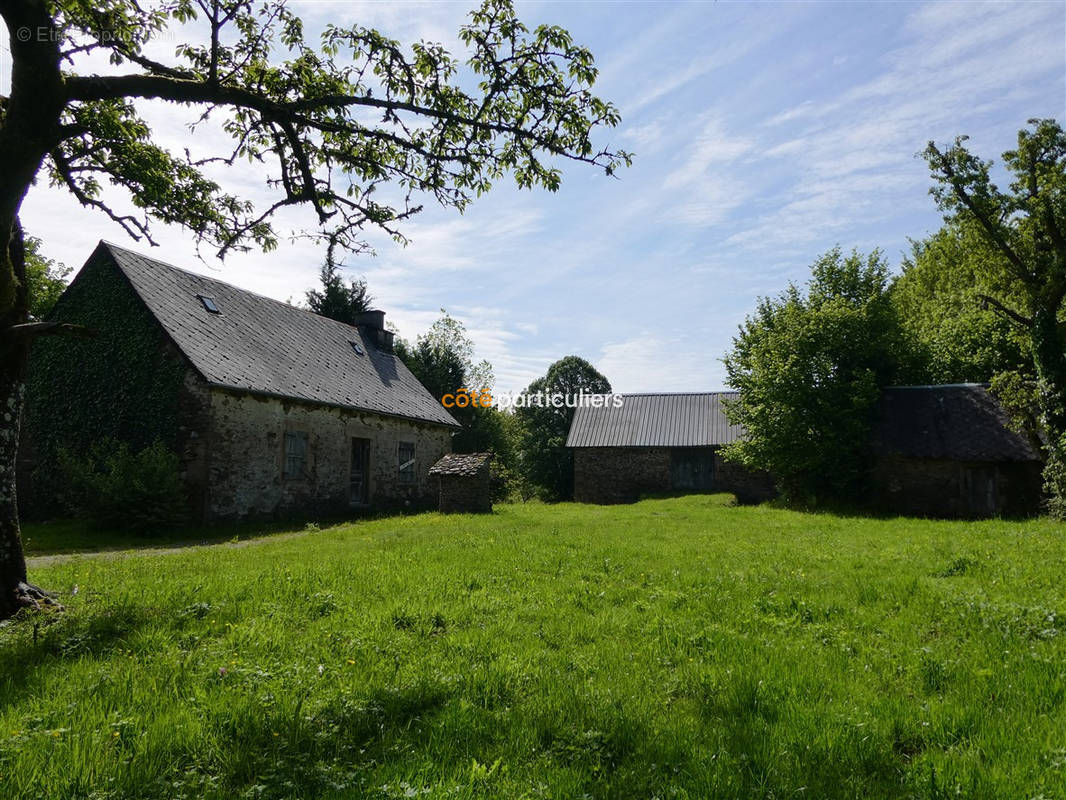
left=670, top=448, right=716, bottom=492
left=350, top=438, right=370, bottom=506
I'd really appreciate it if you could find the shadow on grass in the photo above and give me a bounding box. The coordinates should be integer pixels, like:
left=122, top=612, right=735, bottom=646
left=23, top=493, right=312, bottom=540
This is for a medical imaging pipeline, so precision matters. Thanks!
left=0, top=601, right=157, bottom=711
left=21, top=502, right=457, bottom=559
left=139, top=681, right=456, bottom=800
left=20, top=517, right=305, bottom=558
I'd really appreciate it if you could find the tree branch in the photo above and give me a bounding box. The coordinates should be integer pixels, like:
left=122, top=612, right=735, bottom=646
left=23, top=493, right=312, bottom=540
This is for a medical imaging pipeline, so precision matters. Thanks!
left=976, top=293, right=1033, bottom=329
left=927, top=144, right=1033, bottom=283
left=63, top=74, right=619, bottom=168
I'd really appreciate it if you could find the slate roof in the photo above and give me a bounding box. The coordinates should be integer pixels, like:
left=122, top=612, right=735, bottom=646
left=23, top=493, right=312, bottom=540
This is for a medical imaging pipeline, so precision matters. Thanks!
left=872, top=384, right=1040, bottom=462
left=94, top=241, right=459, bottom=428
left=428, top=452, right=493, bottom=476
left=565, top=393, right=743, bottom=448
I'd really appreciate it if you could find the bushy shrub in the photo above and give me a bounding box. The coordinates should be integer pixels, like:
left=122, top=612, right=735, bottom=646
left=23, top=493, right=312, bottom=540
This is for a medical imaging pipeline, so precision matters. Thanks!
left=723, top=248, right=903, bottom=505
left=57, top=439, right=188, bottom=532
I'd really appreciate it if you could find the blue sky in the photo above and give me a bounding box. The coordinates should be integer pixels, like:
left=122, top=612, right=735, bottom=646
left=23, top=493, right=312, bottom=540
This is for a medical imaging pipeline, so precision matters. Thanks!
left=5, top=1, right=1065, bottom=393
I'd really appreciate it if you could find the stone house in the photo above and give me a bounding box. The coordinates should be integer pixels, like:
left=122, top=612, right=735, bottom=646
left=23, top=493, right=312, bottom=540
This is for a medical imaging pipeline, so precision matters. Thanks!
left=429, top=452, right=493, bottom=513
left=870, top=384, right=1043, bottom=517
left=19, top=241, right=459, bottom=521
left=566, top=393, right=774, bottom=504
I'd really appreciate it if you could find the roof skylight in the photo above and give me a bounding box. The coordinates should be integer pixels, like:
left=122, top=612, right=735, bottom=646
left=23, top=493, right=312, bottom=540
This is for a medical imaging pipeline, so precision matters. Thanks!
left=198, top=295, right=221, bottom=314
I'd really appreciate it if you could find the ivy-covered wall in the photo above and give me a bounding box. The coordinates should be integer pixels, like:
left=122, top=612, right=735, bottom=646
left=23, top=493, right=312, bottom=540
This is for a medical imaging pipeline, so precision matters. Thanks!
left=19, top=249, right=195, bottom=516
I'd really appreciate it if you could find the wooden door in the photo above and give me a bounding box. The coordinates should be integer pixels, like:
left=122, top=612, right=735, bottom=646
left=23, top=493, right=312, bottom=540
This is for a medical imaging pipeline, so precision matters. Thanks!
left=670, top=448, right=716, bottom=492
left=350, top=438, right=370, bottom=505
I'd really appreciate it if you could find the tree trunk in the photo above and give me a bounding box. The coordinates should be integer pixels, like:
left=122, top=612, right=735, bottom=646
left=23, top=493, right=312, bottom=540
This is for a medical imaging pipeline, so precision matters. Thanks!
left=1030, top=302, right=1066, bottom=517
left=0, top=223, right=57, bottom=618
left=0, top=344, right=30, bottom=618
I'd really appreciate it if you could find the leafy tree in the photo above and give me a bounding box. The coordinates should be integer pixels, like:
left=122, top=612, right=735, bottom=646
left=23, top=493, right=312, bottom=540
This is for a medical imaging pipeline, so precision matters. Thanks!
left=515, top=355, right=611, bottom=501
left=0, top=0, right=628, bottom=617
left=305, top=261, right=372, bottom=325
left=924, top=119, right=1066, bottom=515
left=24, top=237, right=72, bottom=320
left=722, top=248, right=902, bottom=504
left=395, top=310, right=493, bottom=399
left=394, top=310, right=517, bottom=493
left=892, top=220, right=1031, bottom=384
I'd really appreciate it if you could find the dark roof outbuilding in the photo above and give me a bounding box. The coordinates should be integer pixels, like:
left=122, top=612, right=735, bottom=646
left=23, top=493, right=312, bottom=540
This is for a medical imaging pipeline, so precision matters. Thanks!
left=94, top=241, right=458, bottom=428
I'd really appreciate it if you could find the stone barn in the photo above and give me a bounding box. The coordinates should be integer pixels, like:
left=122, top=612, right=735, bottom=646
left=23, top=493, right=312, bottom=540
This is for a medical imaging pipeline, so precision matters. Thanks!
left=870, top=384, right=1043, bottom=517
left=429, top=452, right=493, bottom=513
left=20, top=241, right=459, bottom=521
left=566, top=393, right=774, bottom=504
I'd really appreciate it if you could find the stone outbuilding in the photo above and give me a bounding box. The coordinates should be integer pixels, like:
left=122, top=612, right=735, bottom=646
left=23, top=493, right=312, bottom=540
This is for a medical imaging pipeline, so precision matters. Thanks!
left=429, top=452, right=493, bottom=513
left=870, top=384, right=1043, bottom=517
left=20, top=241, right=460, bottom=521
left=566, top=393, right=774, bottom=504
left=566, top=385, right=1045, bottom=518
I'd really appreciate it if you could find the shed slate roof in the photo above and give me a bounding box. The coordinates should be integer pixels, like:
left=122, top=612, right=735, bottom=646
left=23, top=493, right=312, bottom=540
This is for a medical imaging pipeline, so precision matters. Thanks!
left=428, top=452, right=493, bottom=476
left=94, top=241, right=458, bottom=428
left=872, top=384, right=1040, bottom=462
left=565, top=393, right=743, bottom=448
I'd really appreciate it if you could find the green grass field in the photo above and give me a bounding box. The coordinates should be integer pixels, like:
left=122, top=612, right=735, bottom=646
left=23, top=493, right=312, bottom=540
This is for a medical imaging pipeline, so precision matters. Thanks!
left=2, top=496, right=1064, bottom=799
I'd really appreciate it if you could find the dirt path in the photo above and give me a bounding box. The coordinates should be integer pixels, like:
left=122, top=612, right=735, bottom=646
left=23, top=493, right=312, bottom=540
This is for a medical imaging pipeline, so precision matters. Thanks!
left=25, top=529, right=313, bottom=569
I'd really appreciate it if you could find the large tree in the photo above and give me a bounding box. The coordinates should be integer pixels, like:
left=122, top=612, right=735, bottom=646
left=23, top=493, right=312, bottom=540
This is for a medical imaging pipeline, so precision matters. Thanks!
left=0, top=0, right=629, bottom=617
left=924, top=119, right=1066, bottom=515
left=722, top=248, right=903, bottom=504
left=395, top=310, right=493, bottom=403
left=393, top=310, right=509, bottom=463
left=891, top=220, right=1031, bottom=385
left=515, top=355, right=611, bottom=501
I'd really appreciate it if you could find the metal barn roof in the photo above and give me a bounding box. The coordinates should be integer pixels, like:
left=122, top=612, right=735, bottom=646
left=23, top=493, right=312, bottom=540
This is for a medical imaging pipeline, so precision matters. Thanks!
left=91, top=241, right=459, bottom=428
left=565, top=392, right=744, bottom=448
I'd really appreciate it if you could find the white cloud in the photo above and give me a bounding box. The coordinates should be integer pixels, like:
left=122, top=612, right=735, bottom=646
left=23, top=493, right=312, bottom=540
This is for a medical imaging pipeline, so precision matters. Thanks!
left=664, top=116, right=754, bottom=188
left=597, top=336, right=726, bottom=394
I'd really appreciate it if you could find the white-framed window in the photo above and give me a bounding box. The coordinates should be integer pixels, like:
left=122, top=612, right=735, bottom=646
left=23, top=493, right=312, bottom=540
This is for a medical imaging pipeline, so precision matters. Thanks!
left=283, top=430, right=309, bottom=480
left=398, top=441, right=416, bottom=484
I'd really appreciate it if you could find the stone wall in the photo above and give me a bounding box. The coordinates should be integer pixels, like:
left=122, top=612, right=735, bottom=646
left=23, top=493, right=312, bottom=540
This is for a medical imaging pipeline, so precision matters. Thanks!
left=572, top=446, right=775, bottom=505
left=176, top=371, right=213, bottom=522
left=204, top=388, right=452, bottom=520
left=573, top=447, right=671, bottom=504
left=436, top=468, right=492, bottom=514
left=712, top=451, right=777, bottom=504
left=869, top=455, right=1043, bottom=518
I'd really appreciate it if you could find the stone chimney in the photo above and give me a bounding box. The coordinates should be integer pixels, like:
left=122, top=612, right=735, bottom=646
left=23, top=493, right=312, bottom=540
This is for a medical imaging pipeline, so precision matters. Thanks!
left=352, top=309, right=394, bottom=352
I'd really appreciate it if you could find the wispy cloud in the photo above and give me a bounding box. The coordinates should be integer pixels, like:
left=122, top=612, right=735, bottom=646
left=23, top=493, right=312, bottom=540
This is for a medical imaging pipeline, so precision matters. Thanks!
left=9, top=0, right=1064, bottom=397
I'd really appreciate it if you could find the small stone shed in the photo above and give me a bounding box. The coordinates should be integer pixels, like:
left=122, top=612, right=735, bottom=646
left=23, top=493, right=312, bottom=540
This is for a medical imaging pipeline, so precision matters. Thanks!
left=870, top=384, right=1043, bottom=517
left=429, top=452, right=493, bottom=513
left=566, top=393, right=774, bottom=504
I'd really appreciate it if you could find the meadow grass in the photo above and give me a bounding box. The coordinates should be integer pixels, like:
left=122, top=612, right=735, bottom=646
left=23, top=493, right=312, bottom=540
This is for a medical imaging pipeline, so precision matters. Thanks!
left=1, top=495, right=1064, bottom=799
